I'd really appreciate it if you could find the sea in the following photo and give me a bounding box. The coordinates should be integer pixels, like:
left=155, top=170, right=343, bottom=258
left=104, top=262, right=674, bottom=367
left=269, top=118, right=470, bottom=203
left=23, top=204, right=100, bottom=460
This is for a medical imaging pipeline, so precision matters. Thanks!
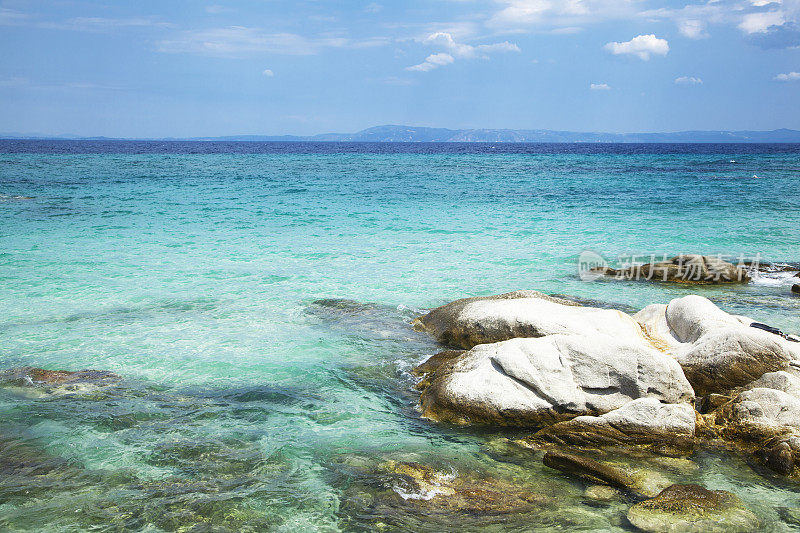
left=1, top=140, right=799, bottom=531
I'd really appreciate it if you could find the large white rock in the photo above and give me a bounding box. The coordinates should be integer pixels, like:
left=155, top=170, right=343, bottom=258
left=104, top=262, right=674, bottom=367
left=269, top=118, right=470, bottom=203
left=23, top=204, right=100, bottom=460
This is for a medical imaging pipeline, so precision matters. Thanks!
left=722, top=388, right=800, bottom=432
left=635, top=295, right=800, bottom=395
left=414, top=291, right=645, bottom=350
left=719, top=369, right=800, bottom=432
left=418, top=335, right=694, bottom=426
left=534, top=398, right=696, bottom=448
left=747, top=369, right=800, bottom=397
left=710, top=368, right=800, bottom=475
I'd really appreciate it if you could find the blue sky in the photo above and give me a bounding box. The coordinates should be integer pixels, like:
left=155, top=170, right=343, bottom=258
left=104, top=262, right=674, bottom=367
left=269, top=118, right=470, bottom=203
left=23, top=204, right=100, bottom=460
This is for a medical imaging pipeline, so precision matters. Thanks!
left=1, top=0, right=799, bottom=137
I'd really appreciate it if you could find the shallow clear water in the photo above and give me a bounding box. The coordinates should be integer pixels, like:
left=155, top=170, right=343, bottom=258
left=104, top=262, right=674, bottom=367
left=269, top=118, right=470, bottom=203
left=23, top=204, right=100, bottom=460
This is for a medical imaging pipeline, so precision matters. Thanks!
left=1, top=141, right=799, bottom=531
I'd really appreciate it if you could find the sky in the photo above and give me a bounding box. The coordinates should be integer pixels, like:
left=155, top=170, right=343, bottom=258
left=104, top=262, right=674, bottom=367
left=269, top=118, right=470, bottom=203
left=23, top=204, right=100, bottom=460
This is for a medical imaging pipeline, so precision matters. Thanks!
left=1, top=0, right=799, bottom=137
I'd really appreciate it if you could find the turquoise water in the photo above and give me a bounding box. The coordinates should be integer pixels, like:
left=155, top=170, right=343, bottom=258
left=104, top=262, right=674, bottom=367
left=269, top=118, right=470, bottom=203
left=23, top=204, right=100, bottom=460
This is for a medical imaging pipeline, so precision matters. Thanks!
left=1, top=143, right=800, bottom=531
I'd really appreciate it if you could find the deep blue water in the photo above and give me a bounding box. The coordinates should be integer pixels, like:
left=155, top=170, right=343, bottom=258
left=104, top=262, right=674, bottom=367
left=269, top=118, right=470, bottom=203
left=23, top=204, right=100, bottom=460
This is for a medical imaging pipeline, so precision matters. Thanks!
left=4, top=139, right=800, bottom=154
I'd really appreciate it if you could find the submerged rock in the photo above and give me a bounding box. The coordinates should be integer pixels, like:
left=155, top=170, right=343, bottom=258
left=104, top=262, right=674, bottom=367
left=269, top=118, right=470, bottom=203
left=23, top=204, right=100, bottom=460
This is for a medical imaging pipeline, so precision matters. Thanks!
left=626, top=484, right=759, bottom=533
left=335, top=454, right=563, bottom=531
left=792, top=284, right=800, bottom=294
left=765, top=441, right=794, bottom=475
left=418, top=335, right=693, bottom=426
left=379, top=460, right=550, bottom=513
left=542, top=450, right=671, bottom=498
left=412, top=290, right=644, bottom=350
left=583, top=483, right=621, bottom=502
left=593, top=254, right=750, bottom=284
left=543, top=450, right=635, bottom=491
left=0, top=366, right=121, bottom=395
left=534, top=398, right=696, bottom=451
left=635, top=295, right=800, bottom=395
left=779, top=506, right=800, bottom=527
left=307, top=298, right=421, bottom=343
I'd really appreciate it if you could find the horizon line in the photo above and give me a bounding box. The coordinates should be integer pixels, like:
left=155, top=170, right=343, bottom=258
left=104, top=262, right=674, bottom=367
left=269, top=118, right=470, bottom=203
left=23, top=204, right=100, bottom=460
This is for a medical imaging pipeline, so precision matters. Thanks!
left=2, top=125, right=800, bottom=143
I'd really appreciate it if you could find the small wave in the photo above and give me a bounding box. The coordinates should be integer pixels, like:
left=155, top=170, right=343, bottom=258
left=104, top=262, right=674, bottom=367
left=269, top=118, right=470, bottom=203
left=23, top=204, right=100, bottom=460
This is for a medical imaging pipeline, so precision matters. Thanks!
left=749, top=270, right=799, bottom=287
left=0, top=194, right=34, bottom=201
left=391, top=469, right=457, bottom=501
left=392, top=484, right=450, bottom=501
left=397, top=303, right=425, bottom=315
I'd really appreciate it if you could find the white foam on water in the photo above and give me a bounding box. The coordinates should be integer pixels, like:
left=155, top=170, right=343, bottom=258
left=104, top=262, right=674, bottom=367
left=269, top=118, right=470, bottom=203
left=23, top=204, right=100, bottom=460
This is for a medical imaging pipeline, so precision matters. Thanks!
left=392, top=484, right=451, bottom=501
left=391, top=469, right=458, bottom=501
left=749, top=270, right=799, bottom=287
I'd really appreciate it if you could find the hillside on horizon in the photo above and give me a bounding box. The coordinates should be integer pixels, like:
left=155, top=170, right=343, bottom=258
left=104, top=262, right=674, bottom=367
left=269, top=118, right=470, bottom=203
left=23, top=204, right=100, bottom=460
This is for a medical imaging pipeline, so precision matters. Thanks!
left=4, top=125, right=800, bottom=143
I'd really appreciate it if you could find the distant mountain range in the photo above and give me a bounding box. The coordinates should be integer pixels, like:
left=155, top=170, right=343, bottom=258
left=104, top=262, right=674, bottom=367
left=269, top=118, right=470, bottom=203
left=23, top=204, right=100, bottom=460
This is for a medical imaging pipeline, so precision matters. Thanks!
left=3, top=125, right=800, bottom=143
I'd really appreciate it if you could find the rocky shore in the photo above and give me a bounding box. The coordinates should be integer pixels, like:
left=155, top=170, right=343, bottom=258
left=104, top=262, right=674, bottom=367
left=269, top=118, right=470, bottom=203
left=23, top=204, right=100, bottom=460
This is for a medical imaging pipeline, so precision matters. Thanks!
left=412, top=289, right=800, bottom=530
left=2, top=282, right=798, bottom=531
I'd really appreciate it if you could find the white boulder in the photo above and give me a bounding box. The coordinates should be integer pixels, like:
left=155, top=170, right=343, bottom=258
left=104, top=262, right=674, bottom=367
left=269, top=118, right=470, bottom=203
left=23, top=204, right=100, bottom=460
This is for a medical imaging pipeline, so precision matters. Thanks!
left=635, top=295, right=800, bottom=395
left=535, top=398, right=696, bottom=448
left=418, top=334, right=694, bottom=426
left=414, top=291, right=645, bottom=350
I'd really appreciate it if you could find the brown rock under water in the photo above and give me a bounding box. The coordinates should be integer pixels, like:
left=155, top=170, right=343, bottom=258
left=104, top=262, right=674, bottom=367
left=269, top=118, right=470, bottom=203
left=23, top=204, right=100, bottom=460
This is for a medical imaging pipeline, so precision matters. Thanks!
left=543, top=450, right=637, bottom=493
left=627, top=484, right=759, bottom=533
left=0, top=366, right=121, bottom=389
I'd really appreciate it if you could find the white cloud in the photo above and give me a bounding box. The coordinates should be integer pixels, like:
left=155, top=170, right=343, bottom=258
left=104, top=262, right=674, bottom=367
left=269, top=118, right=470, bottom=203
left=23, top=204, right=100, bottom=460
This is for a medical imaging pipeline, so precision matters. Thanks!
left=0, top=77, right=114, bottom=91
left=421, top=32, right=520, bottom=58
left=0, top=7, right=28, bottom=25
left=775, top=71, right=800, bottom=81
left=590, top=83, right=611, bottom=90
left=675, top=76, right=703, bottom=84
left=640, top=1, right=800, bottom=46
left=406, top=53, right=455, bottom=72
left=678, top=19, right=709, bottom=39
left=476, top=41, right=522, bottom=53
left=262, top=69, right=274, bottom=77
left=739, top=10, right=786, bottom=33
left=406, top=32, right=519, bottom=72
left=423, top=32, right=475, bottom=57
left=604, top=34, right=669, bottom=60
left=0, top=8, right=173, bottom=33
left=487, top=0, right=641, bottom=33
left=157, top=26, right=389, bottom=56
left=365, top=3, right=383, bottom=14
left=50, top=17, right=173, bottom=32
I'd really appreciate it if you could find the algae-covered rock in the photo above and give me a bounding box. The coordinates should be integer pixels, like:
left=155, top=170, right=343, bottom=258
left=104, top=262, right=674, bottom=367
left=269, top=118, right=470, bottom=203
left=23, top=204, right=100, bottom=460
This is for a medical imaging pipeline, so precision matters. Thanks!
left=720, top=387, right=800, bottom=435
left=542, top=450, right=671, bottom=498
left=379, top=460, right=549, bottom=513
left=543, top=450, right=636, bottom=491
left=335, top=454, right=560, bottom=531
left=0, top=366, right=121, bottom=396
left=411, top=350, right=465, bottom=377
left=534, top=398, right=696, bottom=451
left=626, top=484, right=759, bottom=533
left=583, top=483, right=621, bottom=502
left=713, top=382, right=800, bottom=476
left=593, top=254, right=750, bottom=284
